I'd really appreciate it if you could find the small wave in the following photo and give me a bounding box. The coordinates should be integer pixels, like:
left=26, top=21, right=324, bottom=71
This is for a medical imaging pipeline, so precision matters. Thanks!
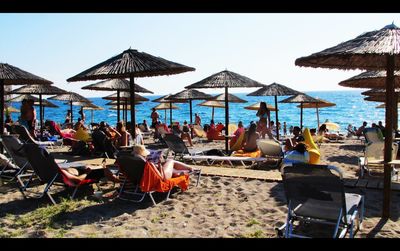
left=108, top=114, right=117, bottom=117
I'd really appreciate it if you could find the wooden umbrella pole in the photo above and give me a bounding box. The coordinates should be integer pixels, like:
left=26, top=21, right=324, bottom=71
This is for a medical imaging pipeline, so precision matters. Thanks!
left=189, top=99, right=194, bottom=138
left=169, top=102, right=173, bottom=126
left=164, top=109, right=167, bottom=124
left=70, top=101, right=73, bottom=124
left=0, top=82, right=4, bottom=153
left=394, top=95, right=398, bottom=131
left=117, top=90, right=120, bottom=123
left=129, top=76, right=136, bottom=138
left=383, top=54, right=395, bottom=218
left=224, top=86, right=229, bottom=152
left=39, top=94, right=43, bottom=135
left=274, top=95, right=279, bottom=140
left=300, top=103, right=303, bottom=129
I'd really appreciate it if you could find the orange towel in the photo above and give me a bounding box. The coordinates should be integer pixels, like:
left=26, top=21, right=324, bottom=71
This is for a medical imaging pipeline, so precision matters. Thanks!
left=140, top=162, right=190, bottom=193
left=232, top=149, right=262, bottom=158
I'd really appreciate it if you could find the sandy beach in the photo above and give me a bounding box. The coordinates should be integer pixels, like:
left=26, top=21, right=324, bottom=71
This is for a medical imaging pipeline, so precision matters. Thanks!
left=0, top=137, right=400, bottom=238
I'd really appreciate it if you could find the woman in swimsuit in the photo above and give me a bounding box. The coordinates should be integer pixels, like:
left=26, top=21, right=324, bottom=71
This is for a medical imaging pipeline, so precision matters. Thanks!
left=256, top=102, right=272, bottom=139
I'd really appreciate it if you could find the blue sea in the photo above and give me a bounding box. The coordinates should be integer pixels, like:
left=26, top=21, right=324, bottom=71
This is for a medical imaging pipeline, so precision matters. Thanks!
left=8, top=90, right=389, bottom=133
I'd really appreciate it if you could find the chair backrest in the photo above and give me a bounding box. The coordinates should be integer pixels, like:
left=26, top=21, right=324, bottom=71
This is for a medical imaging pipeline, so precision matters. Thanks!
left=23, top=143, right=61, bottom=183
left=282, top=163, right=346, bottom=222
left=365, top=142, right=398, bottom=160
left=1, top=135, right=31, bottom=169
left=12, top=125, right=35, bottom=144
left=115, top=155, right=146, bottom=185
left=364, top=127, right=384, bottom=144
left=91, top=129, right=108, bottom=151
left=163, top=133, right=189, bottom=155
left=228, top=124, right=238, bottom=134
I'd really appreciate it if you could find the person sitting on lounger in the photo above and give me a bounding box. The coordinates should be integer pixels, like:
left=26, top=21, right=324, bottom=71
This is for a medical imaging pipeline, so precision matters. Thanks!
left=285, top=126, right=302, bottom=152
left=106, top=145, right=196, bottom=182
left=243, top=123, right=260, bottom=152
left=318, top=124, right=344, bottom=141
left=355, top=121, right=367, bottom=138
left=116, top=121, right=131, bottom=147
left=229, top=121, right=245, bottom=148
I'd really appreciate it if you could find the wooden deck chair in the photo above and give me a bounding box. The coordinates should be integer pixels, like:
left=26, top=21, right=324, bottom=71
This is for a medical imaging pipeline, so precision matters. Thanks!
left=192, top=125, right=207, bottom=138
left=278, top=163, right=364, bottom=238
left=18, top=143, right=100, bottom=205
left=363, top=127, right=384, bottom=145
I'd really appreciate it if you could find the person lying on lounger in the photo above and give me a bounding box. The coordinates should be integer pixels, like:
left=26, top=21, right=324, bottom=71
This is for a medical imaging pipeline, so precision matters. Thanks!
left=105, top=145, right=196, bottom=182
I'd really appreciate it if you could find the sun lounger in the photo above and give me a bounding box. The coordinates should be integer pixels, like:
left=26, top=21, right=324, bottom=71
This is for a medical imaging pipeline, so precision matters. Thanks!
left=17, top=143, right=101, bottom=204
left=0, top=135, right=32, bottom=181
left=11, top=125, right=56, bottom=148
left=278, top=163, right=364, bottom=238
left=182, top=155, right=282, bottom=167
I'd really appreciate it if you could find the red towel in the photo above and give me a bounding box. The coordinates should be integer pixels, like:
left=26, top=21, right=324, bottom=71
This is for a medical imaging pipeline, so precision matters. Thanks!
left=140, top=161, right=189, bottom=193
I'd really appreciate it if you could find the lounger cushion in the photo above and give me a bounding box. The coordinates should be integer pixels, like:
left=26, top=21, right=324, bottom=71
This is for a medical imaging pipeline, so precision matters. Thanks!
left=232, top=149, right=261, bottom=158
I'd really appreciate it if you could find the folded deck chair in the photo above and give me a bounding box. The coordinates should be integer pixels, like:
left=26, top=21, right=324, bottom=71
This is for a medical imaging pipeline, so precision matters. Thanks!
left=0, top=135, right=32, bottom=181
left=11, top=125, right=55, bottom=148
left=358, top=141, right=399, bottom=179
left=18, top=143, right=100, bottom=205
left=116, top=155, right=199, bottom=205
left=363, top=127, right=384, bottom=145
left=183, top=154, right=279, bottom=167
left=278, top=163, right=364, bottom=238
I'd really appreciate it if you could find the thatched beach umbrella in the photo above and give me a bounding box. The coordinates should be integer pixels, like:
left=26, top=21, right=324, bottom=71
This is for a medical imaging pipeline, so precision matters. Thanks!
left=247, top=83, right=301, bottom=140
left=166, top=89, right=212, bottom=128
left=0, top=63, right=52, bottom=139
left=153, top=94, right=188, bottom=126
left=296, top=98, right=336, bottom=128
left=197, top=100, right=225, bottom=120
left=104, top=92, right=149, bottom=123
left=82, top=78, right=153, bottom=122
left=67, top=48, right=195, bottom=138
left=295, top=23, right=400, bottom=218
left=339, top=70, right=400, bottom=88
left=211, top=93, right=248, bottom=103
left=48, top=92, right=92, bottom=124
left=8, top=94, right=59, bottom=108
left=185, top=70, right=264, bottom=151
left=9, top=84, right=67, bottom=133
left=280, top=94, right=322, bottom=129
left=152, top=103, right=179, bottom=124
left=244, top=102, right=277, bottom=111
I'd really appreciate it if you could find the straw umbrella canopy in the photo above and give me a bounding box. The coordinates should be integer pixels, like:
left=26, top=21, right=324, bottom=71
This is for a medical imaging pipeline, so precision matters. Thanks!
left=296, top=98, right=336, bottom=128
left=339, top=70, right=400, bottom=88
left=211, top=93, right=248, bottom=103
left=82, top=78, right=153, bottom=122
left=197, top=100, right=225, bottom=120
left=153, top=94, right=188, bottom=126
left=295, top=23, right=400, bottom=218
left=166, top=89, right=213, bottom=127
left=244, top=102, right=278, bottom=111
left=48, top=92, right=92, bottom=124
left=185, top=70, right=264, bottom=152
left=9, top=84, right=67, bottom=133
left=0, top=63, right=52, bottom=139
left=247, top=83, right=302, bottom=140
left=280, top=94, right=323, bottom=129
left=152, top=103, right=179, bottom=124
left=7, top=94, right=59, bottom=108
left=67, top=48, right=195, bottom=138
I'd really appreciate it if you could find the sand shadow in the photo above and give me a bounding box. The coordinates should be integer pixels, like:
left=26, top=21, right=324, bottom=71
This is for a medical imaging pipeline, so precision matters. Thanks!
left=326, top=155, right=359, bottom=165
left=339, top=144, right=364, bottom=152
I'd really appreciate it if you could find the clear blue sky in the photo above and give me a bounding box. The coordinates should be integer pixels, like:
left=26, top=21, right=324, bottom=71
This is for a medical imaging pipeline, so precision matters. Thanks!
left=0, top=13, right=399, bottom=97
